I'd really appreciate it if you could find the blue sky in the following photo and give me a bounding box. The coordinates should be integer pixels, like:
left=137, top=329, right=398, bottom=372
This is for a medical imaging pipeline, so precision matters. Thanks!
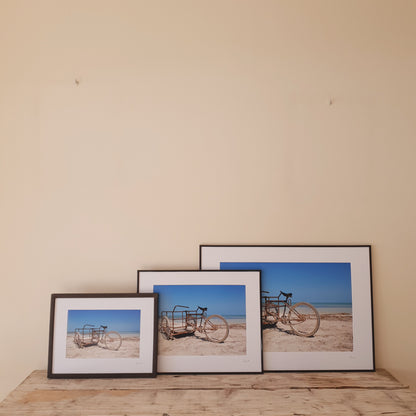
left=67, top=309, right=141, bottom=333
left=220, top=262, right=351, bottom=304
left=154, top=285, right=246, bottom=316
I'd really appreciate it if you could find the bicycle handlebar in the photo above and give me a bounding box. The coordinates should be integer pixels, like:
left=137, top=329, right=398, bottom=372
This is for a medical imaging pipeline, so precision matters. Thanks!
left=173, top=304, right=189, bottom=312
left=261, top=290, right=293, bottom=298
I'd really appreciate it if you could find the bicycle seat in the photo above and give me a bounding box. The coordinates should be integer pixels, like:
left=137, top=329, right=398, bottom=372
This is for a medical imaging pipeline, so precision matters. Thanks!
left=101, top=325, right=107, bottom=329
left=280, top=291, right=292, bottom=298
left=198, top=306, right=207, bottom=312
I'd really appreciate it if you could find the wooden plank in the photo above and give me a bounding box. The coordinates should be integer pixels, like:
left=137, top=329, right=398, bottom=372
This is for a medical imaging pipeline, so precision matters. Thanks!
left=2, top=369, right=415, bottom=416
left=15, top=369, right=407, bottom=392
left=1, top=387, right=416, bottom=415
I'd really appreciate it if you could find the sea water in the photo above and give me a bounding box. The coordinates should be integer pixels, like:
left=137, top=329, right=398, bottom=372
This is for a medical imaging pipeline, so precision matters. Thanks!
left=301, top=303, right=352, bottom=314
left=222, top=315, right=246, bottom=324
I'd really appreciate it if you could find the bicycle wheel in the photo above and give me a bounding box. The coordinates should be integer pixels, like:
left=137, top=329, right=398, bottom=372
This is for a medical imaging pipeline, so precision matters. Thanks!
left=104, top=331, right=122, bottom=350
left=91, top=330, right=100, bottom=344
left=262, top=305, right=279, bottom=325
left=288, top=302, right=320, bottom=337
left=160, top=316, right=172, bottom=340
left=203, top=315, right=229, bottom=343
left=186, top=318, right=197, bottom=332
left=74, top=332, right=82, bottom=348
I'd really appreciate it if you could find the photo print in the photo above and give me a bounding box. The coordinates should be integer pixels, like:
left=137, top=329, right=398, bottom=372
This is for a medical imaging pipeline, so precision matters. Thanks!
left=154, top=284, right=246, bottom=356
left=138, top=270, right=262, bottom=373
left=48, top=294, right=158, bottom=378
left=200, top=245, right=374, bottom=371
left=66, top=309, right=141, bottom=359
left=220, top=262, right=353, bottom=353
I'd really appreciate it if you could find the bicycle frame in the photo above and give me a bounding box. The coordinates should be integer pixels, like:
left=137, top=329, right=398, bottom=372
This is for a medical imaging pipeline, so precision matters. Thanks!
left=74, top=324, right=107, bottom=347
left=160, top=305, right=230, bottom=343
left=261, top=291, right=293, bottom=324
left=74, top=323, right=123, bottom=350
left=160, top=305, right=207, bottom=334
left=261, top=291, right=321, bottom=337
left=184, top=306, right=207, bottom=331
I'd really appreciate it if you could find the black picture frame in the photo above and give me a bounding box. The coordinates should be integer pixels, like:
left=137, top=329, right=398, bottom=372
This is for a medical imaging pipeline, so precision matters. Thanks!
left=137, top=270, right=263, bottom=374
left=48, top=293, right=158, bottom=378
left=200, top=245, right=374, bottom=372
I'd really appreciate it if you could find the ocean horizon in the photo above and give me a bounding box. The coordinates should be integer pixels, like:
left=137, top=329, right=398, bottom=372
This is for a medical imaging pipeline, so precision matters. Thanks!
left=67, top=330, right=140, bottom=336
left=222, top=314, right=246, bottom=324
left=260, top=302, right=353, bottom=314
left=299, top=302, right=352, bottom=314
left=158, top=314, right=247, bottom=324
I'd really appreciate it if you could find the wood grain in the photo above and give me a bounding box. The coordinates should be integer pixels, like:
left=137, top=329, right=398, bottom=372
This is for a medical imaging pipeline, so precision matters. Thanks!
left=15, top=369, right=406, bottom=391
left=1, top=369, right=415, bottom=415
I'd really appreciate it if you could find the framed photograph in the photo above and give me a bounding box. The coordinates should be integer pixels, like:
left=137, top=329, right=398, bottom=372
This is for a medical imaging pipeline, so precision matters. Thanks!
left=48, top=293, right=158, bottom=378
left=200, top=245, right=374, bottom=371
left=137, top=270, right=263, bottom=373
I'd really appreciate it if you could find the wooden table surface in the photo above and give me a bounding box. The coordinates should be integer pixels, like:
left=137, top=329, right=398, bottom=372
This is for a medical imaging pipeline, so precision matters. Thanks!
left=1, top=369, right=415, bottom=415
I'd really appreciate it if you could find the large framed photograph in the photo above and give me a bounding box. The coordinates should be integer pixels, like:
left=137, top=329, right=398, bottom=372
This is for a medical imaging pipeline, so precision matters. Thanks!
left=137, top=270, right=262, bottom=373
left=200, top=245, right=374, bottom=371
left=48, top=293, right=158, bottom=378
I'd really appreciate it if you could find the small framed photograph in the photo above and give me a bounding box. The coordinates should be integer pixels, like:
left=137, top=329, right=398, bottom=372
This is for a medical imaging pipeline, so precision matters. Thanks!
left=48, top=293, right=158, bottom=378
left=137, top=270, right=263, bottom=373
left=200, top=245, right=374, bottom=371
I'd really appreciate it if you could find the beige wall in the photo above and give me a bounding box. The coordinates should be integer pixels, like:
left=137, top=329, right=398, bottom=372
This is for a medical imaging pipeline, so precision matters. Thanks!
left=1, top=0, right=415, bottom=399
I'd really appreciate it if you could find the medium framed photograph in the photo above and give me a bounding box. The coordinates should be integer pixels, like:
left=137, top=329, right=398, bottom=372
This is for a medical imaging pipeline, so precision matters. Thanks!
left=137, top=270, right=262, bottom=373
left=48, top=293, right=158, bottom=378
left=200, top=245, right=374, bottom=371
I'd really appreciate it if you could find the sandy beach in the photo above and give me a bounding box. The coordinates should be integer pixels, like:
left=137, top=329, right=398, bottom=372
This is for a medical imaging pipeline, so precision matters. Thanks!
left=263, top=313, right=353, bottom=352
left=158, top=323, right=246, bottom=356
left=66, top=334, right=140, bottom=359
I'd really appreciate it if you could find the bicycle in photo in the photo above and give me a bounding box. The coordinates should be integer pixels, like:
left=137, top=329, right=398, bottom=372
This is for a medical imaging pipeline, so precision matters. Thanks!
left=159, top=305, right=229, bottom=343
left=73, top=324, right=122, bottom=350
left=262, top=291, right=320, bottom=337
